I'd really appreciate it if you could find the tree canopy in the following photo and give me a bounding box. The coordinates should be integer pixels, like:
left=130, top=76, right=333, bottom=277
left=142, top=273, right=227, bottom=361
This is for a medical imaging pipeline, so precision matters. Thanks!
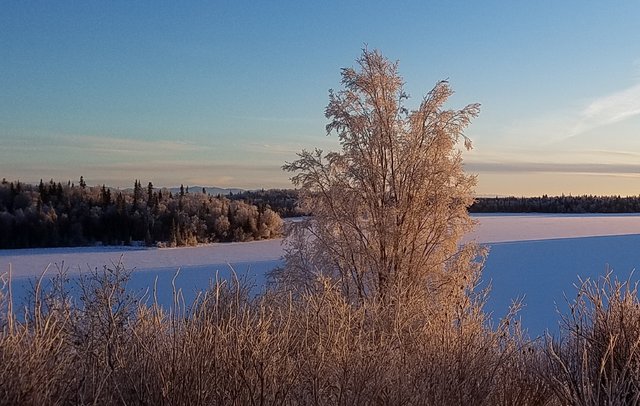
left=0, top=178, right=282, bottom=248
left=281, top=49, right=482, bottom=306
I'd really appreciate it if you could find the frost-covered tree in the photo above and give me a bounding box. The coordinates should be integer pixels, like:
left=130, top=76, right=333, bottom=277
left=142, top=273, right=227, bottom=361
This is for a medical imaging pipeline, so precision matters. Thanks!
left=281, top=49, right=481, bottom=305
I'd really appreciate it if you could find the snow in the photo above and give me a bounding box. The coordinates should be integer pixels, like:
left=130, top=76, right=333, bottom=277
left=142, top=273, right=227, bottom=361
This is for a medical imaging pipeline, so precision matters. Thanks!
left=465, top=213, right=640, bottom=243
left=1, top=239, right=285, bottom=310
left=482, top=234, right=640, bottom=337
left=0, top=239, right=285, bottom=279
left=3, top=213, right=640, bottom=337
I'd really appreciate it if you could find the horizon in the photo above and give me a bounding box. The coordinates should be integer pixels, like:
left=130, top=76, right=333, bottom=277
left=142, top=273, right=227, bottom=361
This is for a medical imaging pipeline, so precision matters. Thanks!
left=2, top=2, right=640, bottom=196
left=6, top=176, right=640, bottom=199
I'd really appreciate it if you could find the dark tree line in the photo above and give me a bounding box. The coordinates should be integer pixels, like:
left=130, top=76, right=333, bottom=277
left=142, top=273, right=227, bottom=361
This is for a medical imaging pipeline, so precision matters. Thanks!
left=470, top=194, right=640, bottom=213
left=0, top=178, right=283, bottom=249
left=230, top=188, right=640, bottom=215
left=229, top=189, right=305, bottom=218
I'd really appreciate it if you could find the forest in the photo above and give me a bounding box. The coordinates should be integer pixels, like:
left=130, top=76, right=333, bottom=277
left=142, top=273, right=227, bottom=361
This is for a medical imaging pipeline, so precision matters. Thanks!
left=471, top=194, right=640, bottom=213
left=230, top=188, right=303, bottom=217
left=0, top=178, right=282, bottom=249
left=235, top=188, right=640, bottom=216
left=3, top=177, right=639, bottom=250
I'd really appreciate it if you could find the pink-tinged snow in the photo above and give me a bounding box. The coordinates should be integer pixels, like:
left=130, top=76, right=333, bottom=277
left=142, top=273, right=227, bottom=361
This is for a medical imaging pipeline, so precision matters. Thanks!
left=4, top=214, right=640, bottom=279
left=482, top=234, right=640, bottom=337
left=0, top=239, right=285, bottom=280
left=3, top=213, right=640, bottom=336
left=464, top=213, right=640, bottom=243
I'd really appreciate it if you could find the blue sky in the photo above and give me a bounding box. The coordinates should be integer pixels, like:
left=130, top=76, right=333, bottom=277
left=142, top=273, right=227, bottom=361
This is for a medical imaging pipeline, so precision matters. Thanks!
left=2, top=1, right=640, bottom=195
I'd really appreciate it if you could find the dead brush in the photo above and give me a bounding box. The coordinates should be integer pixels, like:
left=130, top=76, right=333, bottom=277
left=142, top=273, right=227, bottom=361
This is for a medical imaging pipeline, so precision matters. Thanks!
left=0, top=265, right=77, bottom=405
left=0, top=261, right=556, bottom=405
left=545, top=271, right=640, bottom=406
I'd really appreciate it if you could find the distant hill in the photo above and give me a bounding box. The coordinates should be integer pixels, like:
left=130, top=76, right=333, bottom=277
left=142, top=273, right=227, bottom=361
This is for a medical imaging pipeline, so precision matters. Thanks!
left=166, top=186, right=245, bottom=196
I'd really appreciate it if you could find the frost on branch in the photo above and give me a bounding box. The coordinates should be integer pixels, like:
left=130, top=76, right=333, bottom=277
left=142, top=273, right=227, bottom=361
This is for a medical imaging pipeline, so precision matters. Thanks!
left=279, top=49, right=483, bottom=314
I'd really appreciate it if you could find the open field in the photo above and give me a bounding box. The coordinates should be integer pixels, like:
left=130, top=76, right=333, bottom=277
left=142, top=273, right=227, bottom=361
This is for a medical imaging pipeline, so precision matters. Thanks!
left=3, top=213, right=640, bottom=336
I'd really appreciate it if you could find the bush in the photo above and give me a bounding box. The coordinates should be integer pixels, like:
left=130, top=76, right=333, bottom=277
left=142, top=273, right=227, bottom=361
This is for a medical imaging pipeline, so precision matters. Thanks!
left=544, top=272, right=640, bottom=405
left=0, top=264, right=552, bottom=405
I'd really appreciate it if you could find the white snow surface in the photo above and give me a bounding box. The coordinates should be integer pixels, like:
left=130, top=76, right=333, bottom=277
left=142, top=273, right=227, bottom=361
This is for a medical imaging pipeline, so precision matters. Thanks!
left=3, top=213, right=640, bottom=337
left=4, top=213, right=640, bottom=279
left=464, top=213, right=640, bottom=243
left=1, top=239, right=285, bottom=279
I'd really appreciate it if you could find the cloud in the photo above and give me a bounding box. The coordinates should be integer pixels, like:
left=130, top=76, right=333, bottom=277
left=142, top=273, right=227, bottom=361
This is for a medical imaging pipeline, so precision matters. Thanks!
left=57, top=134, right=204, bottom=155
left=247, top=143, right=303, bottom=156
left=228, top=115, right=317, bottom=123
left=0, top=157, right=291, bottom=189
left=0, top=130, right=296, bottom=188
left=87, top=160, right=280, bottom=173
left=3, top=134, right=206, bottom=157
left=570, top=82, right=640, bottom=137
left=466, top=161, right=640, bottom=176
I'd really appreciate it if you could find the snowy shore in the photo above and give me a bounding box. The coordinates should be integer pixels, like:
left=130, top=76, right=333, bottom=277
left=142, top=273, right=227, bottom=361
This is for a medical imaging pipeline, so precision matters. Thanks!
left=3, top=213, right=640, bottom=336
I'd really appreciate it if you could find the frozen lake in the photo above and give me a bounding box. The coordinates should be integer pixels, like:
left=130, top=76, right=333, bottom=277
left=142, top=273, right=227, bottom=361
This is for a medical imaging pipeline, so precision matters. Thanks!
left=3, top=213, right=640, bottom=337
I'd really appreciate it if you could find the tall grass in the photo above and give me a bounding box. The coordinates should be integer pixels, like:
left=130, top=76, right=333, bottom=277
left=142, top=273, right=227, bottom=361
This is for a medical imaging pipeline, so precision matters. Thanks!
left=4, top=264, right=639, bottom=405
left=545, top=272, right=640, bottom=405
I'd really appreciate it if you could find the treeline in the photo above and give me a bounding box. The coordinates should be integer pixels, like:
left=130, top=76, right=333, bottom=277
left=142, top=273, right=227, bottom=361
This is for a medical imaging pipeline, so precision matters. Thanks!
left=0, top=178, right=283, bottom=249
left=470, top=194, right=640, bottom=213
left=229, top=188, right=304, bottom=217
left=228, top=189, right=640, bottom=215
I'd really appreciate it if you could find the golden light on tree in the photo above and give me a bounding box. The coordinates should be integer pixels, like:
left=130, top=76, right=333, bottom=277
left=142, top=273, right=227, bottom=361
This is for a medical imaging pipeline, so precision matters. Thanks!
left=281, top=49, right=482, bottom=309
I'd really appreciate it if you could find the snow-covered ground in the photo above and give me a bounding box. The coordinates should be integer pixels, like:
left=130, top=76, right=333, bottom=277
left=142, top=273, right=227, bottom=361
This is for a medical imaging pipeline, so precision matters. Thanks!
left=465, top=213, right=640, bottom=243
left=1, top=239, right=285, bottom=313
left=3, top=213, right=640, bottom=337
left=0, top=239, right=285, bottom=280
left=483, top=233, right=640, bottom=336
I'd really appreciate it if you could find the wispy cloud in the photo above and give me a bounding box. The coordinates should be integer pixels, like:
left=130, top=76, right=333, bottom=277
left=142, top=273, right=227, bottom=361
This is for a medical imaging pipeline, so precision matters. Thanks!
left=247, top=143, right=303, bottom=156
left=228, top=115, right=318, bottom=123
left=0, top=159, right=290, bottom=189
left=0, top=133, right=298, bottom=188
left=4, top=134, right=206, bottom=157
left=466, top=161, right=640, bottom=176
left=583, top=149, right=640, bottom=159
left=58, top=135, right=204, bottom=155
left=570, top=82, right=640, bottom=137
left=87, top=160, right=280, bottom=172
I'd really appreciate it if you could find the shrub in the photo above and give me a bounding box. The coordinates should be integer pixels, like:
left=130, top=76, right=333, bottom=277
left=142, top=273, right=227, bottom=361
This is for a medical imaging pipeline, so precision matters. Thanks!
left=0, top=264, right=552, bottom=405
left=545, top=272, right=640, bottom=405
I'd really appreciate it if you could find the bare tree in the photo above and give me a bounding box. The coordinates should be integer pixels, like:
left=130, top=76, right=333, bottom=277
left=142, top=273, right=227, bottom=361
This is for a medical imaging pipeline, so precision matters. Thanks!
left=281, top=49, right=482, bottom=306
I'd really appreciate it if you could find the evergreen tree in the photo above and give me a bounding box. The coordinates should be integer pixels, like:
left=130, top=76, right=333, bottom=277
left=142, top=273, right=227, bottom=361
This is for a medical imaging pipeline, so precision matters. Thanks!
left=147, top=182, right=154, bottom=207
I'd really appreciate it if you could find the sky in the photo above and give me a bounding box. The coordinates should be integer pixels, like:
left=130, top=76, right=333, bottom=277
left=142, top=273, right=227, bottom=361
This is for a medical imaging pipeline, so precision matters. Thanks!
left=1, top=1, right=640, bottom=196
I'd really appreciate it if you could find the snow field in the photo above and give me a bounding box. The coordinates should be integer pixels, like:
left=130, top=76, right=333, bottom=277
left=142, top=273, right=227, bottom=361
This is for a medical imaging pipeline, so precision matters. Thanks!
left=3, top=213, right=640, bottom=336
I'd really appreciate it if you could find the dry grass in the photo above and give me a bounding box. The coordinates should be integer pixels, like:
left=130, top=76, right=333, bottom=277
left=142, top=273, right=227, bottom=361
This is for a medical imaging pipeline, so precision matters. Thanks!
left=14, top=262, right=640, bottom=405
left=544, top=272, right=640, bottom=405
